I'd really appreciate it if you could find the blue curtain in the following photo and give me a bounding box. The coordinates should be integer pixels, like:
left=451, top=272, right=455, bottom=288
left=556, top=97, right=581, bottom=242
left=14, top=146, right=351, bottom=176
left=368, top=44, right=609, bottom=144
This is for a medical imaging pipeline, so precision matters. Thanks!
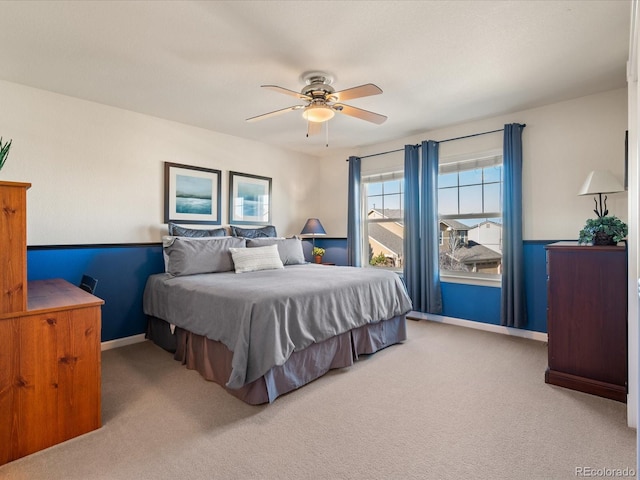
left=403, top=145, right=421, bottom=306
left=347, top=156, right=362, bottom=267
left=403, top=142, right=443, bottom=314
left=420, top=140, right=443, bottom=314
left=501, top=123, right=527, bottom=328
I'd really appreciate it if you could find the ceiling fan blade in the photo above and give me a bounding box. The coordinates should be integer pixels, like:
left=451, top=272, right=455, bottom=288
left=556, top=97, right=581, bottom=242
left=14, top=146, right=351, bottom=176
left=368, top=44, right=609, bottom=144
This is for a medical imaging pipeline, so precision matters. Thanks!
left=262, top=85, right=312, bottom=101
left=306, top=121, right=322, bottom=137
left=334, top=103, right=387, bottom=124
left=331, top=83, right=383, bottom=102
left=246, top=105, right=303, bottom=122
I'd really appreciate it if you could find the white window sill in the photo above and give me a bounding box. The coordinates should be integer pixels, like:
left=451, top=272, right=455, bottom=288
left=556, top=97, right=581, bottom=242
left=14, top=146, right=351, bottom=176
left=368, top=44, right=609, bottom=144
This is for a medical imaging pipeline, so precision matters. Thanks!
left=440, top=272, right=501, bottom=288
left=366, top=266, right=501, bottom=288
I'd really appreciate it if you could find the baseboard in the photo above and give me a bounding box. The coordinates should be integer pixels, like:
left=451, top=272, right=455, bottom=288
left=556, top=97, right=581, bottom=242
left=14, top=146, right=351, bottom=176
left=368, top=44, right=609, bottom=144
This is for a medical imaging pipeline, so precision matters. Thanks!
left=407, top=311, right=548, bottom=342
left=101, top=333, right=147, bottom=351
left=102, top=315, right=547, bottom=351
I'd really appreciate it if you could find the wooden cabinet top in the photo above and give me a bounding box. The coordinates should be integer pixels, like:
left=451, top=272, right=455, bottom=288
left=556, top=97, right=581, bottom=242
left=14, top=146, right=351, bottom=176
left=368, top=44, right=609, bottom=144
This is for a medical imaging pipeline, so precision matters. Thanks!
left=0, top=278, right=103, bottom=319
left=545, top=241, right=626, bottom=252
left=0, top=180, right=31, bottom=189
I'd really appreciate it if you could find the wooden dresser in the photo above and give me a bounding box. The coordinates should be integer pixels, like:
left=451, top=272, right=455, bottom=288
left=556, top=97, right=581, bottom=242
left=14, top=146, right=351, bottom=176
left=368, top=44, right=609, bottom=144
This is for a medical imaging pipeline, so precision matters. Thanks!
left=0, top=181, right=104, bottom=466
left=544, top=241, right=627, bottom=402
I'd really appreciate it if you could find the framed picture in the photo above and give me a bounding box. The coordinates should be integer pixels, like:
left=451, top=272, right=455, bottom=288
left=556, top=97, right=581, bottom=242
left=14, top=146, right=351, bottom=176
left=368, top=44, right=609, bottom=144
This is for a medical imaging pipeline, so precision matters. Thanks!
left=228, top=171, right=272, bottom=225
left=164, top=162, right=221, bottom=224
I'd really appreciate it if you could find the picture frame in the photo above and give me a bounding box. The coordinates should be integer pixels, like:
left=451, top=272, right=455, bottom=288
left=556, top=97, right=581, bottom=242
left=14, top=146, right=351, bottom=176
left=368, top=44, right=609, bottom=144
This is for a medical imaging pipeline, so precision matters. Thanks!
left=228, top=171, right=272, bottom=225
left=164, top=162, right=221, bottom=224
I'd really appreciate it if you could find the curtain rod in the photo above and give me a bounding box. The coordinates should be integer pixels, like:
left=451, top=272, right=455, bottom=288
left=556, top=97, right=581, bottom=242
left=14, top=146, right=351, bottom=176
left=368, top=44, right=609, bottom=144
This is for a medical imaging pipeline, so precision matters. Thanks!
left=359, top=146, right=410, bottom=159
left=345, top=125, right=525, bottom=161
left=439, top=127, right=504, bottom=144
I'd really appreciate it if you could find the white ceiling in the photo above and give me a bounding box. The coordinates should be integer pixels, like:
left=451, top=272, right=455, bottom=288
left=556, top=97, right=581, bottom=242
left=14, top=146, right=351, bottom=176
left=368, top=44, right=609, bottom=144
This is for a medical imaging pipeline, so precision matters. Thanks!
left=0, top=1, right=631, bottom=157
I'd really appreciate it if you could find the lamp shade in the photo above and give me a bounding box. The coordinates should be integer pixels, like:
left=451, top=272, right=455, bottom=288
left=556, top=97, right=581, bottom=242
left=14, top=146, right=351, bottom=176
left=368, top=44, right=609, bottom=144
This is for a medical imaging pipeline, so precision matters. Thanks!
left=300, top=218, right=326, bottom=236
left=578, top=170, right=624, bottom=195
left=302, top=106, right=335, bottom=123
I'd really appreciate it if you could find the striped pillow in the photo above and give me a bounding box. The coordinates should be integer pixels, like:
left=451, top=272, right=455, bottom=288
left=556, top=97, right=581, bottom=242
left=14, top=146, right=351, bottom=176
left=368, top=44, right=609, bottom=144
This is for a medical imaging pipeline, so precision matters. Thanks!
left=229, top=244, right=284, bottom=273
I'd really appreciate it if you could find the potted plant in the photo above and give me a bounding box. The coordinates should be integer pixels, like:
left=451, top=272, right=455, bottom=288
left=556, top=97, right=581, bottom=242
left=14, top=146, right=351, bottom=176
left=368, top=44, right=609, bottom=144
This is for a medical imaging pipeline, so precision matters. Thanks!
left=312, top=246, right=325, bottom=264
left=0, top=137, right=12, bottom=171
left=578, top=215, right=628, bottom=246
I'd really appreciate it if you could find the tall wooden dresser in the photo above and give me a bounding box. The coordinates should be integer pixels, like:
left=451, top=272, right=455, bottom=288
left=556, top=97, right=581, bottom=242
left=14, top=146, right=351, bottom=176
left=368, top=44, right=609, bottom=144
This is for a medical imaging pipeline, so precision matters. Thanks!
left=0, top=181, right=104, bottom=465
left=545, top=241, right=627, bottom=402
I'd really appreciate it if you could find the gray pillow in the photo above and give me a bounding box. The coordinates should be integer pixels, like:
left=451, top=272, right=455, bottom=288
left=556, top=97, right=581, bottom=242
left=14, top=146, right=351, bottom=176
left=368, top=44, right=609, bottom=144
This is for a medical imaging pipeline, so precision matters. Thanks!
left=230, top=225, right=277, bottom=238
left=168, top=222, right=227, bottom=238
left=247, top=237, right=306, bottom=265
left=164, top=236, right=246, bottom=276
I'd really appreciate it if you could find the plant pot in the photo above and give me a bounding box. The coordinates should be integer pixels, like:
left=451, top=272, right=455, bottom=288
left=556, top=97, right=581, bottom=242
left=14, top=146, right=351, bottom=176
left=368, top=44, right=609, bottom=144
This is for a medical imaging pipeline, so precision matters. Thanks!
left=314, top=255, right=323, bottom=264
left=594, top=231, right=616, bottom=246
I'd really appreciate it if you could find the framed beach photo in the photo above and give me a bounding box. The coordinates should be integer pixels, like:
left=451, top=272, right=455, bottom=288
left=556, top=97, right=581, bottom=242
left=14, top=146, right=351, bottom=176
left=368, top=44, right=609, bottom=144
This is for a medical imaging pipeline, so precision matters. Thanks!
left=164, top=162, right=221, bottom=224
left=228, top=171, right=272, bottom=225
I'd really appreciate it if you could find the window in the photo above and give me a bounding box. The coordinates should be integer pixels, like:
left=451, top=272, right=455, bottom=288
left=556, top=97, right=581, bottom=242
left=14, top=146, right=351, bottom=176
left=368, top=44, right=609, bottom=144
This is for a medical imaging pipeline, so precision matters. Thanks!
left=363, top=171, right=404, bottom=270
left=438, top=153, right=503, bottom=277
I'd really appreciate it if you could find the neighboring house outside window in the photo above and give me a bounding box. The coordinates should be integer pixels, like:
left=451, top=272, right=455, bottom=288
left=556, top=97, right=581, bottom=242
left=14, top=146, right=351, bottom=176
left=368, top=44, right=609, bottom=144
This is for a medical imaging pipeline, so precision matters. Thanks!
left=438, top=151, right=503, bottom=279
left=363, top=171, right=404, bottom=270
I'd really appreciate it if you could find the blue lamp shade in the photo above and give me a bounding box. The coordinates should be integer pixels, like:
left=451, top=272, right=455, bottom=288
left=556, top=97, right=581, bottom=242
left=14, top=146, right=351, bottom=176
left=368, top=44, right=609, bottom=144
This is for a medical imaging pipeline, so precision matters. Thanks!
left=300, top=218, right=326, bottom=236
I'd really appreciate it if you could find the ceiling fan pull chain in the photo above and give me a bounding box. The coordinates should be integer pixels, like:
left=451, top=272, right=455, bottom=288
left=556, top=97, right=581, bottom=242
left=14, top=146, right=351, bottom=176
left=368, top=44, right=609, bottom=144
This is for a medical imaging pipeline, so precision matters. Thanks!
left=325, top=121, right=329, bottom=147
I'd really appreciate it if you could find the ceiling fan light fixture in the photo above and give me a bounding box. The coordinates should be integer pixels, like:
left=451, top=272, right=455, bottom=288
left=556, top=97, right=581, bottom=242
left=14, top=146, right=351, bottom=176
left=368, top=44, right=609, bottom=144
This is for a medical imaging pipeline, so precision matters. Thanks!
left=302, top=105, right=335, bottom=123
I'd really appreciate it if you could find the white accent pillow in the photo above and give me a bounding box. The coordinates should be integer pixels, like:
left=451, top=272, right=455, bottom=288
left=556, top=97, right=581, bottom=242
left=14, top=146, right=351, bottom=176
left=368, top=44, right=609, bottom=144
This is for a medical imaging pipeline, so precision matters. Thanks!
left=229, top=244, right=284, bottom=273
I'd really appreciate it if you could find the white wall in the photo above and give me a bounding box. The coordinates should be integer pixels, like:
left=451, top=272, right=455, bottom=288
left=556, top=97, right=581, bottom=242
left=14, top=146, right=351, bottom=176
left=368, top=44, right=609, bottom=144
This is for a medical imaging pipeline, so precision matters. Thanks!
left=314, top=88, right=629, bottom=242
left=0, top=79, right=317, bottom=245
left=626, top=0, right=639, bottom=436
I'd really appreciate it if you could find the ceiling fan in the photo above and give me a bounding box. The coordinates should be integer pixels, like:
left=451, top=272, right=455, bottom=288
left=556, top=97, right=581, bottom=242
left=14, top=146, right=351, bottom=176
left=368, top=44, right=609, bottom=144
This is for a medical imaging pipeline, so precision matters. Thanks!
left=246, top=71, right=387, bottom=138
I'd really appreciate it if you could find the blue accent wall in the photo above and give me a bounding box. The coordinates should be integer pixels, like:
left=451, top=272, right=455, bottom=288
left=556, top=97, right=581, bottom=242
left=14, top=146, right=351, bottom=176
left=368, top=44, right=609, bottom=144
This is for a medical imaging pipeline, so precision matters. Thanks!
left=27, top=245, right=164, bottom=342
left=523, top=241, right=552, bottom=333
left=302, top=238, right=349, bottom=265
left=440, top=282, right=502, bottom=325
left=26, top=238, right=552, bottom=342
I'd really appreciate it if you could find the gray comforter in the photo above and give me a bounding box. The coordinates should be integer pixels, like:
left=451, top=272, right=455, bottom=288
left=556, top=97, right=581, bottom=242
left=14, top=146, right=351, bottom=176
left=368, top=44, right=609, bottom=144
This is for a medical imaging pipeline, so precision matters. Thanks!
left=143, top=264, right=412, bottom=389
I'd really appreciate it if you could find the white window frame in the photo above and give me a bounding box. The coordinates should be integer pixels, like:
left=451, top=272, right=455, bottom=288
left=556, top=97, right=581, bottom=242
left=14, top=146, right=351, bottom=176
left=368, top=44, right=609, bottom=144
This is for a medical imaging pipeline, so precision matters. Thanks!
left=362, top=170, right=404, bottom=271
left=438, top=149, right=503, bottom=288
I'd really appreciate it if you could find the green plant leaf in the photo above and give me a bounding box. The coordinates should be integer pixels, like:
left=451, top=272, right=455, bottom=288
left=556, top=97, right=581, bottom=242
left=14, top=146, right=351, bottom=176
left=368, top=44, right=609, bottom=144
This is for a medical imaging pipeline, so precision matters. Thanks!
left=578, top=215, right=628, bottom=244
left=0, top=137, right=12, bottom=171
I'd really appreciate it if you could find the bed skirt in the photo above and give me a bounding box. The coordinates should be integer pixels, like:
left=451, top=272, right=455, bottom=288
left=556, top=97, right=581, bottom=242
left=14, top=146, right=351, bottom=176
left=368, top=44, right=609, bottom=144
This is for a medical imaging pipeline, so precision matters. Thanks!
left=146, top=315, right=407, bottom=405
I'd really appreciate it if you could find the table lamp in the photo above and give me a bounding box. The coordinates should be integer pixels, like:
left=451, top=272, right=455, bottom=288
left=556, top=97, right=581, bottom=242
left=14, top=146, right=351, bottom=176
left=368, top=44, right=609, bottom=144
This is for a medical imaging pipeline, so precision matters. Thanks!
left=300, top=218, right=326, bottom=256
left=578, top=170, right=624, bottom=217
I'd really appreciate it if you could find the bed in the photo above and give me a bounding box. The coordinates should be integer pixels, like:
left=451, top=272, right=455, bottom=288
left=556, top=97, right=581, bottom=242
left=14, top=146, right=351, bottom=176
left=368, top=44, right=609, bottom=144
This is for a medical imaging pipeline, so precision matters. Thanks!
left=143, top=231, right=412, bottom=404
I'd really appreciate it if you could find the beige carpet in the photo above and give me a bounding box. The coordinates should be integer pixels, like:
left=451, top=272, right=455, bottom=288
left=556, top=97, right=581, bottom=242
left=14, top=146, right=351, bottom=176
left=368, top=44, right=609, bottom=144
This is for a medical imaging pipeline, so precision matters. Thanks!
left=0, top=320, right=636, bottom=480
